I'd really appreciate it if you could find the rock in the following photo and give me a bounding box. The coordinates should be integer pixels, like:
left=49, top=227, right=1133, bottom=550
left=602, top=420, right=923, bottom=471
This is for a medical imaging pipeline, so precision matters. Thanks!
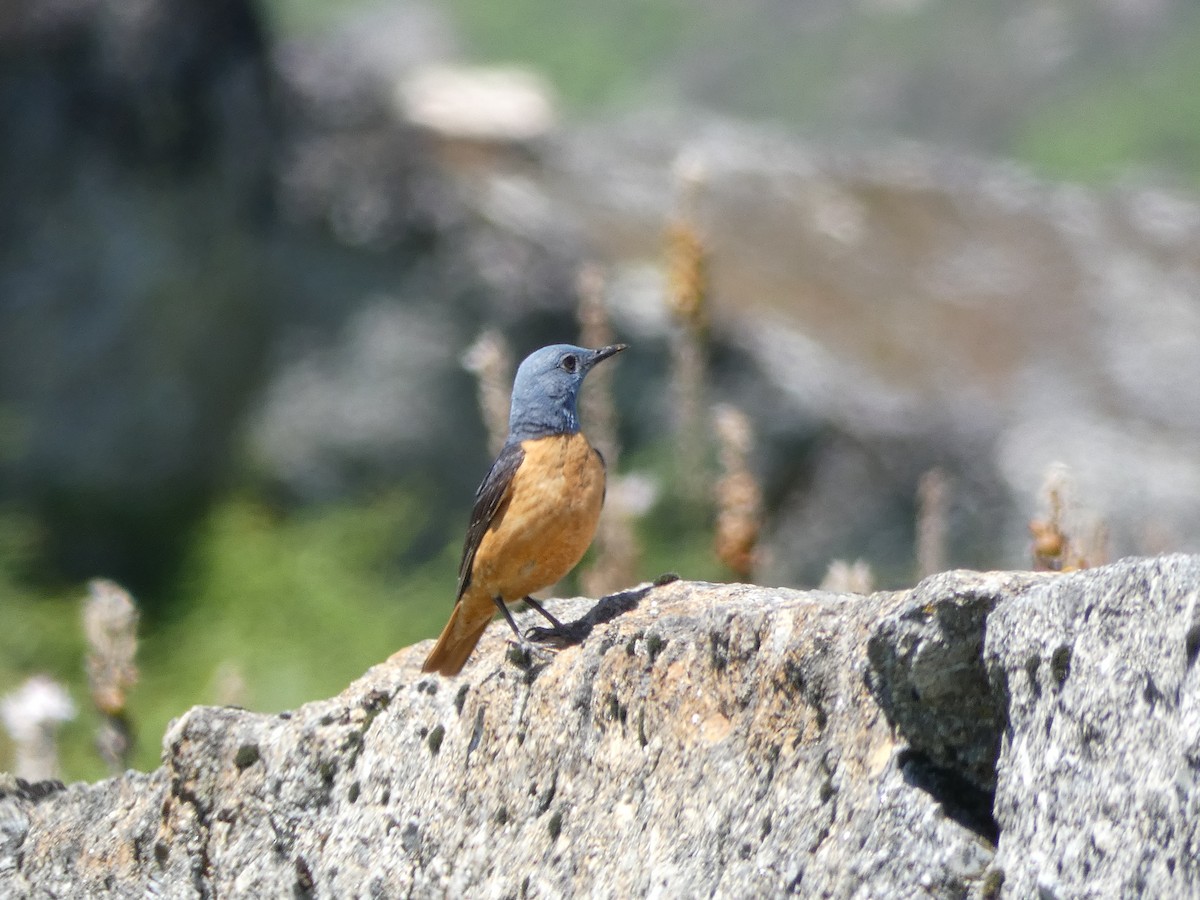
left=867, top=568, right=1053, bottom=793
left=0, top=579, right=968, bottom=897
left=4, top=555, right=1198, bottom=897
left=986, top=554, right=1200, bottom=897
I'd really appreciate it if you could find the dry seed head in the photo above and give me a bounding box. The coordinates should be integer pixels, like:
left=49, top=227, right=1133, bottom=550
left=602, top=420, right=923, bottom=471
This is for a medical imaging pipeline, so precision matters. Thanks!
left=820, top=559, right=875, bottom=594
left=575, top=263, right=621, bottom=465
left=664, top=221, right=709, bottom=330
left=576, top=263, right=612, bottom=349
left=576, top=263, right=638, bottom=594
left=1029, top=518, right=1067, bottom=565
left=83, top=579, right=139, bottom=717
left=714, top=404, right=753, bottom=463
left=1030, top=462, right=1075, bottom=571
left=712, top=405, right=764, bottom=580
left=664, top=152, right=710, bottom=331
left=1028, top=462, right=1106, bottom=571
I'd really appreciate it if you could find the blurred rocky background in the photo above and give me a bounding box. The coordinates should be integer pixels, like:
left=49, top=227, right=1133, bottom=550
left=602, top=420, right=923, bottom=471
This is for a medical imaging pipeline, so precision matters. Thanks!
left=1, top=0, right=1198, bottom=778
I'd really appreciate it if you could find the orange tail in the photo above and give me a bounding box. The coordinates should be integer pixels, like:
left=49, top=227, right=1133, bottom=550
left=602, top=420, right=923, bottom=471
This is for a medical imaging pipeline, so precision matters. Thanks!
left=421, top=595, right=494, bottom=676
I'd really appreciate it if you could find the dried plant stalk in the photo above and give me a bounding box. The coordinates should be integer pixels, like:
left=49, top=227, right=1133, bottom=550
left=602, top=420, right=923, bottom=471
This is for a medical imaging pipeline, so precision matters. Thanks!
left=576, top=263, right=621, bottom=468
left=916, top=467, right=950, bottom=577
left=580, top=487, right=641, bottom=597
left=665, top=221, right=709, bottom=333
left=712, top=404, right=764, bottom=580
left=83, top=578, right=139, bottom=773
left=1029, top=463, right=1105, bottom=571
left=665, top=158, right=711, bottom=503
left=1029, top=464, right=1074, bottom=571
left=577, top=263, right=639, bottom=596
left=462, top=330, right=514, bottom=457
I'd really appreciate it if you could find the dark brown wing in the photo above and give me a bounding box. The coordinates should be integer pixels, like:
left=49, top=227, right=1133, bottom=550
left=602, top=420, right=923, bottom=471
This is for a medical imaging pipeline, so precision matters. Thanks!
left=456, top=440, right=526, bottom=601
left=594, top=446, right=607, bottom=502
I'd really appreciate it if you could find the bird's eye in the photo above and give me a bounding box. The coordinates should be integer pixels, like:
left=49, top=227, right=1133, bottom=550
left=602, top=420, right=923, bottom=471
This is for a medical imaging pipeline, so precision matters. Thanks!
left=561, top=354, right=578, bottom=373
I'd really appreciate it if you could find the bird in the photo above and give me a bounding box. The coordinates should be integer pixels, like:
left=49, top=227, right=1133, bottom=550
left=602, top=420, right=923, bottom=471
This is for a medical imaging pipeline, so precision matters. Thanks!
left=421, top=342, right=627, bottom=676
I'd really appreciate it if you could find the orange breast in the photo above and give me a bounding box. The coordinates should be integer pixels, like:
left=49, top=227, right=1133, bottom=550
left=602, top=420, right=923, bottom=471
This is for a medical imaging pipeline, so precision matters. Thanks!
left=469, top=432, right=606, bottom=603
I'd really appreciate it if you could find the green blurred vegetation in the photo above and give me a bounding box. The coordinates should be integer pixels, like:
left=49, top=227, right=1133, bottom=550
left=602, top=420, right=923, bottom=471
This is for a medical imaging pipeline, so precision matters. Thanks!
left=1017, top=14, right=1200, bottom=185
left=263, top=0, right=1200, bottom=185
left=0, top=510, right=96, bottom=778
left=4, top=491, right=455, bottom=778
left=441, top=0, right=693, bottom=111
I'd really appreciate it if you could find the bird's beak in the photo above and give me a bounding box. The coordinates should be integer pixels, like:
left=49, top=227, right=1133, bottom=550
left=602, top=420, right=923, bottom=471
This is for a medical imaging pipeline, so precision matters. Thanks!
left=588, top=344, right=628, bottom=368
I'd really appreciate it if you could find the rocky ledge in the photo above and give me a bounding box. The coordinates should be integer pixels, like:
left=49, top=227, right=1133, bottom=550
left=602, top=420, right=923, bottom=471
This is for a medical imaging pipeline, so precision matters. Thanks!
left=2, top=554, right=1198, bottom=897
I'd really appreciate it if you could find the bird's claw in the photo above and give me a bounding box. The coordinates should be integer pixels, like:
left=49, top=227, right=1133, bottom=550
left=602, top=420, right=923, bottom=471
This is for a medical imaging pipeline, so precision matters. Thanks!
left=525, top=624, right=571, bottom=647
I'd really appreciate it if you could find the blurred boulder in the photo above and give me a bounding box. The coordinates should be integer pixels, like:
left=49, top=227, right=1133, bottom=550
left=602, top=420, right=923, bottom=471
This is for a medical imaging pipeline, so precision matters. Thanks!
left=256, top=10, right=582, bottom=505
left=0, top=0, right=276, bottom=586
left=538, top=113, right=1200, bottom=583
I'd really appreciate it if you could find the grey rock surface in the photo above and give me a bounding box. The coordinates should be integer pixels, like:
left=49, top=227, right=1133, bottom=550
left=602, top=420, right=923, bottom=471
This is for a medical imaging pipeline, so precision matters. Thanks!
left=987, top=554, right=1200, bottom=898
left=3, top=555, right=1198, bottom=897
left=867, top=568, right=1052, bottom=794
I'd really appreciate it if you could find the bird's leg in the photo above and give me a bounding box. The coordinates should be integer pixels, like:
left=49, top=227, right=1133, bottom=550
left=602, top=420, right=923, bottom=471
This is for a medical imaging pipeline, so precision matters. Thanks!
left=493, top=595, right=525, bottom=641
left=522, top=597, right=565, bottom=631
left=494, top=595, right=557, bottom=669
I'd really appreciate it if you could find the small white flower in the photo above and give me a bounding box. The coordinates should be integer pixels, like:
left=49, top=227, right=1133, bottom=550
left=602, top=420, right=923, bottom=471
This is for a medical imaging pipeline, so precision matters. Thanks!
left=0, top=675, right=76, bottom=743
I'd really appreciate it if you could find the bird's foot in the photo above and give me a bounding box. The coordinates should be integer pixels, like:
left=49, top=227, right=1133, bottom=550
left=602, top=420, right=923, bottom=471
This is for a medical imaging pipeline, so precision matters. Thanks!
left=524, top=623, right=573, bottom=648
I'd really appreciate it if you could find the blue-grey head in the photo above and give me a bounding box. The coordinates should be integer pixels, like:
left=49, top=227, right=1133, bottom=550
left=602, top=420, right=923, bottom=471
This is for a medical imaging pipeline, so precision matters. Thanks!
left=507, top=343, right=627, bottom=441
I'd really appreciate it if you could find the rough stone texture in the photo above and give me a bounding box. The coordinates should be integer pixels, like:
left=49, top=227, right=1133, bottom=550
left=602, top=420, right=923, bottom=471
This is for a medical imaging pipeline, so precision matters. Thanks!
left=987, top=554, right=1200, bottom=898
left=3, top=555, right=1197, bottom=898
left=0, top=578, right=974, bottom=898
left=867, top=569, right=1053, bottom=794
